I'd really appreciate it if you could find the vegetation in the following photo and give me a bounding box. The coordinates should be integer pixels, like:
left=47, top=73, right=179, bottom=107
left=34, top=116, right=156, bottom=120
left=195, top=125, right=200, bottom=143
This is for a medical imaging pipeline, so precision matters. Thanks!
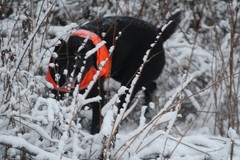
left=0, top=0, right=239, bottom=159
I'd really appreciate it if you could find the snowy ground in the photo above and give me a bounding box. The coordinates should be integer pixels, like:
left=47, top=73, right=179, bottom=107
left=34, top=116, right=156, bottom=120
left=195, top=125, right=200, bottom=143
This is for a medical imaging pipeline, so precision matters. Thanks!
left=0, top=0, right=239, bottom=159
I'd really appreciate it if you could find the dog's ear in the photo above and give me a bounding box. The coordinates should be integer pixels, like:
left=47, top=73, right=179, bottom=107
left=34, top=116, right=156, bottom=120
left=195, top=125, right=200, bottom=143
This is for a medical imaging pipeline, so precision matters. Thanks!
left=54, top=39, right=67, bottom=53
left=92, top=53, right=97, bottom=69
left=83, top=40, right=98, bottom=69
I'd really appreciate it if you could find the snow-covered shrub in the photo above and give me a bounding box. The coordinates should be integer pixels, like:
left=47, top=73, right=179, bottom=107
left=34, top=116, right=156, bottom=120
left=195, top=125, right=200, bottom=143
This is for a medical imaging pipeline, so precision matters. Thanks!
left=0, top=0, right=239, bottom=159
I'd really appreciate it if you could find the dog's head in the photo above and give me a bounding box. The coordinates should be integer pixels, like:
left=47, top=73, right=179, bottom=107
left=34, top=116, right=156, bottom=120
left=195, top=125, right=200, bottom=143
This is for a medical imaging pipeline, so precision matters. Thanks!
left=47, top=30, right=111, bottom=97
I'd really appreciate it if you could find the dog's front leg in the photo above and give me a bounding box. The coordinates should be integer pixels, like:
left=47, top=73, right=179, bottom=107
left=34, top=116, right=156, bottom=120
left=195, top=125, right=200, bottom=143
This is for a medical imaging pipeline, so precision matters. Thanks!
left=91, top=102, right=102, bottom=134
left=87, top=77, right=106, bottom=134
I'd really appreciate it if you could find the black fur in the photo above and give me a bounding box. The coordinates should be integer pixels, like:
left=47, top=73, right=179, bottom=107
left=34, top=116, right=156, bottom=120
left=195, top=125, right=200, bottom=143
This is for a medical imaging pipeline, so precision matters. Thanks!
left=49, top=13, right=181, bottom=134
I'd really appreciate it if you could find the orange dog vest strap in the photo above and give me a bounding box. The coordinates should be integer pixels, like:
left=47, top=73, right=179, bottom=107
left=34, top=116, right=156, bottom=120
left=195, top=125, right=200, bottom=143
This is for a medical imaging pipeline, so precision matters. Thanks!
left=46, top=29, right=111, bottom=92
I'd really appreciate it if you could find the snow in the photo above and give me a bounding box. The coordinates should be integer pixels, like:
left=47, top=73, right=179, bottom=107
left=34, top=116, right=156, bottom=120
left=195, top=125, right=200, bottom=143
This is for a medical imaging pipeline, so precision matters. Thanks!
left=0, top=0, right=240, bottom=159
left=100, top=110, right=114, bottom=136
left=85, top=40, right=107, bottom=59
left=0, top=135, right=71, bottom=160
left=228, top=128, right=238, bottom=141
left=161, top=20, right=173, bottom=32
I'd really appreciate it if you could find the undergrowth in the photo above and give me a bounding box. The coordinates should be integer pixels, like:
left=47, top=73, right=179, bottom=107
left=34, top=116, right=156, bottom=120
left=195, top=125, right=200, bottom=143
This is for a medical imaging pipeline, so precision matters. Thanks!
left=0, top=0, right=239, bottom=159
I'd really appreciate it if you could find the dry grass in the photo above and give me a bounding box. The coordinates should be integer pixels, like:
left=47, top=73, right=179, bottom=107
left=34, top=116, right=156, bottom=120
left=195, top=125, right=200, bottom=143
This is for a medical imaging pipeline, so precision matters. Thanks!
left=0, top=0, right=239, bottom=159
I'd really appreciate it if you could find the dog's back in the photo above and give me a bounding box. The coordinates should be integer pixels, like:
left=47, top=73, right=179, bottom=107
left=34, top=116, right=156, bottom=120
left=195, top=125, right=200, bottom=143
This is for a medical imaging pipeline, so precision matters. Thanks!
left=81, top=13, right=180, bottom=92
left=50, top=14, right=180, bottom=91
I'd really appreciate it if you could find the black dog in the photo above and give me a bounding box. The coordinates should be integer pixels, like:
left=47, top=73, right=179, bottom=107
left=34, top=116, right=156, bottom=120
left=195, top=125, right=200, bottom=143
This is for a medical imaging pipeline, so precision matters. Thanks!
left=46, top=13, right=180, bottom=134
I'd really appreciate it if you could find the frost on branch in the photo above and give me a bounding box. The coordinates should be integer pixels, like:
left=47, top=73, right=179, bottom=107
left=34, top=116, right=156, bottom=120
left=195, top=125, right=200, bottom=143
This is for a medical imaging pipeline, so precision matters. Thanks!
left=0, top=0, right=240, bottom=159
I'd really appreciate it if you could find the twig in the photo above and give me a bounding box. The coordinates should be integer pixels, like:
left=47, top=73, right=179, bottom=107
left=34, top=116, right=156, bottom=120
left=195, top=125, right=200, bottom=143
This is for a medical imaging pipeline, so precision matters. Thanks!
left=12, top=0, right=57, bottom=79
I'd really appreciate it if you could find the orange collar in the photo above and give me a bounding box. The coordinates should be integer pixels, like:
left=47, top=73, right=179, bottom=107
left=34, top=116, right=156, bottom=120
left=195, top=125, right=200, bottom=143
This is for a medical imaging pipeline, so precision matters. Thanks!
left=46, top=29, right=111, bottom=92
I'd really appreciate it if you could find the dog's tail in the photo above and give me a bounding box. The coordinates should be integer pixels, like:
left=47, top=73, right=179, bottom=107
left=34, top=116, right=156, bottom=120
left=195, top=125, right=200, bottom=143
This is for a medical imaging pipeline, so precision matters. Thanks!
left=159, top=11, right=181, bottom=43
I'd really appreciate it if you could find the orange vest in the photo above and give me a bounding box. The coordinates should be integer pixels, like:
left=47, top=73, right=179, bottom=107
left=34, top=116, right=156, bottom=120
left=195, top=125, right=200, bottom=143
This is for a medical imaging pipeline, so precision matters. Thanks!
left=46, top=29, right=111, bottom=92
